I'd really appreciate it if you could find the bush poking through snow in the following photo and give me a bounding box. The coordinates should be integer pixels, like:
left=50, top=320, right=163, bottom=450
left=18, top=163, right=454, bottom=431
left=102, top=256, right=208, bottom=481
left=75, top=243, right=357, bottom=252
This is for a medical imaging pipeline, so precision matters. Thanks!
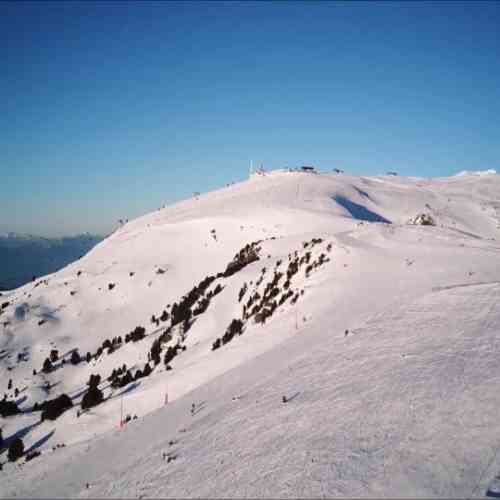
left=150, top=339, right=162, bottom=365
left=40, top=394, right=73, bottom=421
left=81, top=387, right=103, bottom=410
left=408, top=213, right=436, bottom=226
left=164, top=344, right=182, bottom=367
left=42, top=358, right=53, bottom=374
left=126, top=326, right=146, bottom=343
left=25, top=450, right=41, bottom=462
left=143, top=363, right=152, bottom=377
left=193, top=297, right=210, bottom=316
left=238, top=283, right=248, bottom=302
left=219, top=319, right=244, bottom=346
left=111, top=370, right=133, bottom=389
left=8, top=438, right=24, bottom=462
left=87, top=374, right=101, bottom=388
left=222, top=241, right=261, bottom=278
left=0, top=399, right=20, bottom=417
left=81, top=375, right=103, bottom=410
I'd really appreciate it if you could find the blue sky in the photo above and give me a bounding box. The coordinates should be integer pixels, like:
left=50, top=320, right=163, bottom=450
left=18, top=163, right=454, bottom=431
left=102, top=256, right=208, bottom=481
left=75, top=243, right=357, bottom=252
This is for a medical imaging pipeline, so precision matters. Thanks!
left=1, top=1, right=499, bottom=237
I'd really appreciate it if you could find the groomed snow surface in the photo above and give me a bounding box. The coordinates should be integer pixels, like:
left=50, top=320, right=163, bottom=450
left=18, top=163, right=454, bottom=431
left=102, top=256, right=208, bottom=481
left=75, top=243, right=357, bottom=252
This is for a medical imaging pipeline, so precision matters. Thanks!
left=1, top=169, right=500, bottom=498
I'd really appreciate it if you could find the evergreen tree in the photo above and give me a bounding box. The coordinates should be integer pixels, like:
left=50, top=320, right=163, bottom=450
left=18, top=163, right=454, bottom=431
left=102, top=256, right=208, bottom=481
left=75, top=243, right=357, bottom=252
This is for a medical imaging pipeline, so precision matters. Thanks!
left=41, top=394, right=73, bottom=421
left=70, top=350, right=81, bottom=365
left=143, top=363, right=152, bottom=377
left=42, top=357, right=52, bottom=374
left=81, top=386, right=103, bottom=410
left=8, top=438, right=24, bottom=462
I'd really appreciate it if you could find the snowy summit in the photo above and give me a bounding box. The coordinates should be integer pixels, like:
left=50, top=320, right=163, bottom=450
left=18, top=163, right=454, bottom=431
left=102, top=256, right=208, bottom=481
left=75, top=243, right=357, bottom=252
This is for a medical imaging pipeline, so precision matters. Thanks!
left=1, top=169, right=500, bottom=498
left=454, top=169, right=497, bottom=177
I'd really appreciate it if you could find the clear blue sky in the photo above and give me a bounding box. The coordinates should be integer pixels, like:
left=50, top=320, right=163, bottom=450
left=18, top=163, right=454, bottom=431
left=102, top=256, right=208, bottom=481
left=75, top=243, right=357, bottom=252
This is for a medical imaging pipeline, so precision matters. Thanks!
left=2, top=1, right=499, bottom=237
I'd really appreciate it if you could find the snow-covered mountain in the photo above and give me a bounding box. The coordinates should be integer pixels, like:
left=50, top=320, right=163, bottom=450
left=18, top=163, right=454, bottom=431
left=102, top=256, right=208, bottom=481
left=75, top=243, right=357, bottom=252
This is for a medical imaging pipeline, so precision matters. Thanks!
left=454, top=169, right=497, bottom=177
left=1, top=169, right=500, bottom=498
left=0, top=233, right=103, bottom=290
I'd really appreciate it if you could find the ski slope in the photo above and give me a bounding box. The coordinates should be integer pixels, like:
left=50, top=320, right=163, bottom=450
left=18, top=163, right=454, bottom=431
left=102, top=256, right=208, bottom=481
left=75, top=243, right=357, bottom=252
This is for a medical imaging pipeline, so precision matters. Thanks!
left=1, top=169, right=500, bottom=498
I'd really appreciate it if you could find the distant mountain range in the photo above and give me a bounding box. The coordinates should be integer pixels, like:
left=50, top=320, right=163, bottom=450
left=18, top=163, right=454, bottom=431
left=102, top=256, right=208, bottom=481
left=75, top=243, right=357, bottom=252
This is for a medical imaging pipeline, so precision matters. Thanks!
left=0, top=233, right=103, bottom=290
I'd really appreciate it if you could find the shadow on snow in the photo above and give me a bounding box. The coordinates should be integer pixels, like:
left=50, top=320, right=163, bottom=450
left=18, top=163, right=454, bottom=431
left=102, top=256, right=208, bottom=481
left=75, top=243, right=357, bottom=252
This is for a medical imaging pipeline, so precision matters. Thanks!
left=333, top=195, right=391, bottom=224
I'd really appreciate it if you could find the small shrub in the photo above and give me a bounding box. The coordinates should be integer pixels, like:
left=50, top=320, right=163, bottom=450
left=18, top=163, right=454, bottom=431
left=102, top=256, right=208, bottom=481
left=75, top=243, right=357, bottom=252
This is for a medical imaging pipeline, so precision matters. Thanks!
left=164, top=345, right=181, bottom=366
left=40, top=394, right=73, bottom=421
left=0, top=399, right=20, bottom=417
left=238, top=283, right=248, bottom=302
left=129, top=326, right=146, bottom=342
left=81, top=386, right=103, bottom=410
left=25, top=450, right=41, bottom=462
left=87, top=374, right=101, bottom=388
left=150, top=339, right=162, bottom=365
left=8, top=438, right=24, bottom=462
left=42, top=358, right=53, bottom=374
left=143, top=363, right=152, bottom=377
left=81, top=387, right=103, bottom=409
left=193, top=297, right=210, bottom=316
